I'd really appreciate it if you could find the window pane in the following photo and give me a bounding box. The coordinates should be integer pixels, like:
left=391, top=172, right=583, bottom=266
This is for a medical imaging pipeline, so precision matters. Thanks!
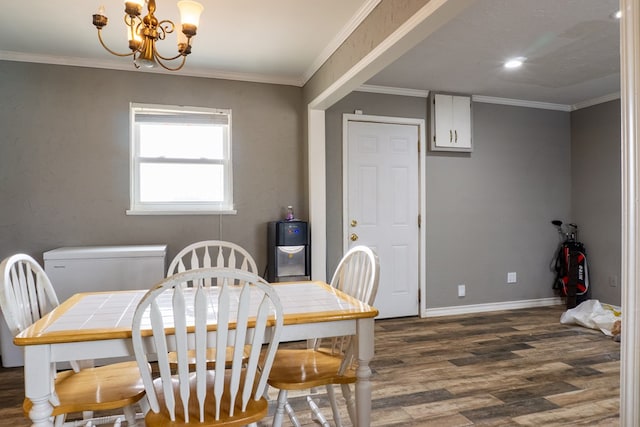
left=130, top=103, right=233, bottom=213
left=139, top=163, right=224, bottom=202
left=139, top=124, right=224, bottom=159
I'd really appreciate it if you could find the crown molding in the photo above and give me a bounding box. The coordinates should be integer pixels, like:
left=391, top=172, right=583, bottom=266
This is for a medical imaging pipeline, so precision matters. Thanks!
left=301, top=0, right=382, bottom=85
left=571, top=92, right=621, bottom=111
left=0, top=50, right=304, bottom=87
left=1, top=49, right=622, bottom=108
left=0, top=50, right=132, bottom=72
left=356, top=84, right=430, bottom=97
left=172, top=67, right=303, bottom=87
left=354, top=85, right=617, bottom=112
left=472, top=95, right=571, bottom=111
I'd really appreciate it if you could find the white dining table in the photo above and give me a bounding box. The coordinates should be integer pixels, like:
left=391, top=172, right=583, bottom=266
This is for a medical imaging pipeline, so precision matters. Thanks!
left=15, top=281, right=378, bottom=427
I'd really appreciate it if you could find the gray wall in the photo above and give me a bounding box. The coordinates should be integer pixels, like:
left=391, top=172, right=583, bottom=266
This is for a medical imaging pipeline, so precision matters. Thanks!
left=571, top=100, right=621, bottom=305
left=428, top=103, right=571, bottom=307
left=0, top=61, right=304, bottom=273
left=326, top=92, right=572, bottom=308
left=0, top=60, right=621, bottom=309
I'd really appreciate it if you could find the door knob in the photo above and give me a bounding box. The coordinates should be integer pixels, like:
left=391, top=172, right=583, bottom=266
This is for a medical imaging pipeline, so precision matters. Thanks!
left=351, top=219, right=358, bottom=227
left=350, top=233, right=359, bottom=241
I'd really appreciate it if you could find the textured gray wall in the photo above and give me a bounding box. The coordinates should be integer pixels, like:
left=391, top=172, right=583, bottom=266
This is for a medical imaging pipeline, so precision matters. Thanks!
left=326, top=92, right=572, bottom=308
left=428, top=103, right=571, bottom=307
left=0, top=59, right=620, bottom=309
left=0, top=61, right=304, bottom=273
left=571, top=100, right=621, bottom=306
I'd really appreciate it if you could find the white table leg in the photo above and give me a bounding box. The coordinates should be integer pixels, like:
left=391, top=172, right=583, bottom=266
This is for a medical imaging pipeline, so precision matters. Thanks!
left=24, top=345, right=54, bottom=427
left=355, top=318, right=374, bottom=427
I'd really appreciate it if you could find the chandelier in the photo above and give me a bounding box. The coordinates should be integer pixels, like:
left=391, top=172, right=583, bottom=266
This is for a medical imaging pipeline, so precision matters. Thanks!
left=92, top=0, right=204, bottom=71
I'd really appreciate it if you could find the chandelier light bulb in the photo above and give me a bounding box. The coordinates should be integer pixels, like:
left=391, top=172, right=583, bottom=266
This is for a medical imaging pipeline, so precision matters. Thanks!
left=136, top=57, right=157, bottom=68
left=127, top=27, right=142, bottom=42
left=126, top=0, right=145, bottom=8
left=177, top=30, right=187, bottom=45
left=178, top=1, right=204, bottom=29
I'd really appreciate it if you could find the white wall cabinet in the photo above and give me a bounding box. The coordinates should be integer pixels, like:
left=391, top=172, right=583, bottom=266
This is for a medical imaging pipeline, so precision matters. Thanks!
left=430, top=93, right=473, bottom=152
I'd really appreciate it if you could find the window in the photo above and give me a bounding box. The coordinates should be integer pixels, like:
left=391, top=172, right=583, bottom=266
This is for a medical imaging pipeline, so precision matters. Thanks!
left=128, top=103, right=234, bottom=215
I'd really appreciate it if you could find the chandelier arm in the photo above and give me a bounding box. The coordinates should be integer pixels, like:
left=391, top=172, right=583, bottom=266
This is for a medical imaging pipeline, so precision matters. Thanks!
left=157, top=20, right=175, bottom=40
left=155, top=54, right=187, bottom=71
left=154, top=51, right=184, bottom=61
left=97, top=29, right=136, bottom=57
left=124, top=14, right=140, bottom=28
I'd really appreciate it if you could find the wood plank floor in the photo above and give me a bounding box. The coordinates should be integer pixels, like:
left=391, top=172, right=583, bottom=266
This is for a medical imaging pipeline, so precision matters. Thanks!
left=0, top=305, right=620, bottom=426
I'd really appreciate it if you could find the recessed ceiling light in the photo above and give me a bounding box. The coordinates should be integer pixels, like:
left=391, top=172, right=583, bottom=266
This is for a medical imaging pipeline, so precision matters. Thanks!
left=504, top=57, right=526, bottom=69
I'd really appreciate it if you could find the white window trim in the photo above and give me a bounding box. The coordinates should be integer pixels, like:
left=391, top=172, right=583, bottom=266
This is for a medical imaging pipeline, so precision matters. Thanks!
left=126, top=102, right=235, bottom=215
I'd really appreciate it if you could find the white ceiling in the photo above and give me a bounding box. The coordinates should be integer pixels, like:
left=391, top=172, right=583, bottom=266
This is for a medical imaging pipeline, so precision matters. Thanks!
left=367, top=0, right=621, bottom=107
left=0, top=0, right=374, bottom=85
left=0, top=0, right=621, bottom=108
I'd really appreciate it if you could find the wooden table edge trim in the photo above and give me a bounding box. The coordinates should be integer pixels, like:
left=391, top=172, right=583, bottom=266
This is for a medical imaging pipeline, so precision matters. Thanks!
left=15, top=282, right=378, bottom=346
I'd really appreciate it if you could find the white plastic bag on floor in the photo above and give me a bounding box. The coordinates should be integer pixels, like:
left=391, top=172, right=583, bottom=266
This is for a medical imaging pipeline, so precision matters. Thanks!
left=559, top=299, right=621, bottom=336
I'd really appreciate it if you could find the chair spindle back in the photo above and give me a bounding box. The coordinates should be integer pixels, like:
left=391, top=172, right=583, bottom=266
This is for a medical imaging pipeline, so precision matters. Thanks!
left=132, top=267, right=283, bottom=424
left=0, top=253, right=59, bottom=336
left=321, top=246, right=380, bottom=371
left=167, top=240, right=258, bottom=277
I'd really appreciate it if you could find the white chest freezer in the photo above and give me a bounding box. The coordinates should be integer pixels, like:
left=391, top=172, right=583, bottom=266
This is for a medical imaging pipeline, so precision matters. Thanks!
left=0, top=244, right=167, bottom=367
left=43, top=244, right=167, bottom=301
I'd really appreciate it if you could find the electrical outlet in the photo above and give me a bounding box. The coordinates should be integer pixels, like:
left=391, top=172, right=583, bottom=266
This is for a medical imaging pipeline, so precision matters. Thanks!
left=458, top=284, right=466, bottom=297
left=507, top=272, right=517, bottom=284
left=609, top=275, right=618, bottom=287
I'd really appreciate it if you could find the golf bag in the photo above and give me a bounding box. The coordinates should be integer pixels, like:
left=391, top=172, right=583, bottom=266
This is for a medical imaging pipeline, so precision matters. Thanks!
left=552, top=220, right=590, bottom=308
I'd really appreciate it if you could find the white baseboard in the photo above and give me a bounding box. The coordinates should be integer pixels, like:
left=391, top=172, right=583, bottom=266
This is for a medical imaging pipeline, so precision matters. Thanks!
left=423, top=297, right=563, bottom=318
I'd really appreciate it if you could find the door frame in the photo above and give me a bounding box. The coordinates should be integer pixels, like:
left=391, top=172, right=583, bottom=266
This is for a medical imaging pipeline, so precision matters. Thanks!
left=342, top=113, right=427, bottom=317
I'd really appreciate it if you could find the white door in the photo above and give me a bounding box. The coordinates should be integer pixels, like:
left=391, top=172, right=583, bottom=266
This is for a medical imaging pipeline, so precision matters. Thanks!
left=346, top=120, right=420, bottom=318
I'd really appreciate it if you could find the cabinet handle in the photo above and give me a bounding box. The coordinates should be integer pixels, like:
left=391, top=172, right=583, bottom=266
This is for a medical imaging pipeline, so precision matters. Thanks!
left=351, top=219, right=358, bottom=227
left=350, top=233, right=359, bottom=242
left=449, top=130, right=453, bottom=143
left=455, top=130, right=458, bottom=143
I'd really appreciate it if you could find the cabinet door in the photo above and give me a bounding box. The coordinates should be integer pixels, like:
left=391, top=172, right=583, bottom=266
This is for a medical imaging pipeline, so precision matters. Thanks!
left=434, top=94, right=455, bottom=148
left=431, top=94, right=472, bottom=152
left=452, top=95, right=472, bottom=149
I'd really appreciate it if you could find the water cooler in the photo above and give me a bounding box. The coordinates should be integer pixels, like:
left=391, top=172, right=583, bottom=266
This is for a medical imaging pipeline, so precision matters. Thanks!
left=267, top=220, right=310, bottom=282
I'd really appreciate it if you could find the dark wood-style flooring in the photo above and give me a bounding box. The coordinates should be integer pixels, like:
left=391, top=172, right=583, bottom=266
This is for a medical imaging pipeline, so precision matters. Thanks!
left=0, top=305, right=620, bottom=426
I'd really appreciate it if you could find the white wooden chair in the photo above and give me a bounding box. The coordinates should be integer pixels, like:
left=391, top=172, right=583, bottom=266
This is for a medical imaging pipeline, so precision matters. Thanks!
left=167, top=240, right=258, bottom=276
left=131, top=267, right=284, bottom=426
left=0, top=253, right=146, bottom=427
left=268, top=245, right=380, bottom=427
left=166, top=240, right=259, bottom=369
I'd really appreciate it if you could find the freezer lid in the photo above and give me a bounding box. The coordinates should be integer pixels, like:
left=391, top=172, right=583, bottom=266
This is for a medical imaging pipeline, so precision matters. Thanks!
left=43, top=245, right=167, bottom=260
